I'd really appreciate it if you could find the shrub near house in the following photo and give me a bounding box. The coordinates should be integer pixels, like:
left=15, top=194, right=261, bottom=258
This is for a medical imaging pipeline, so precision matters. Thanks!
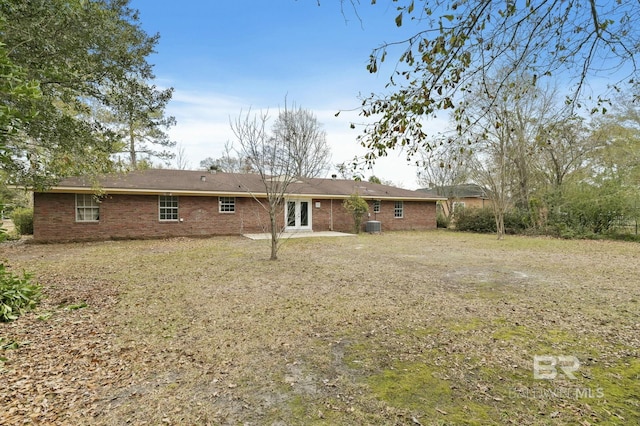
left=11, top=208, right=33, bottom=235
left=343, top=193, right=369, bottom=233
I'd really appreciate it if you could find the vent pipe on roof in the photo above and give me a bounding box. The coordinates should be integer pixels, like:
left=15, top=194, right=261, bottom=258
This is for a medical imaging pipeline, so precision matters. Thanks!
left=331, top=174, right=337, bottom=180
left=200, top=175, right=206, bottom=182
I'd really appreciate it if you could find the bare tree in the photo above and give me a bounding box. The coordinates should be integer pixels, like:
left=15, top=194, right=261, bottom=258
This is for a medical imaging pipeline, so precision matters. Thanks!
left=417, top=139, right=471, bottom=219
left=462, top=71, right=577, bottom=238
left=468, top=123, right=512, bottom=240
left=175, top=143, right=190, bottom=170
left=503, top=83, right=561, bottom=209
left=463, top=72, right=537, bottom=239
left=200, top=142, right=255, bottom=173
left=272, top=104, right=331, bottom=178
left=231, top=103, right=329, bottom=260
left=199, top=157, right=219, bottom=171
left=536, top=117, right=593, bottom=190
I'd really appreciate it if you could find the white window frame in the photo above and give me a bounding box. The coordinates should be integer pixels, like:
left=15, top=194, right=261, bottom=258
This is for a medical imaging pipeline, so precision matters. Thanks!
left=219, top=196, right=236, bottom=213
left=394, top=201, right=404, bottom=218
left=453, top=201, right=466, bottom=212
left=75, top=194, right=100, bottom=222
left=159, top=195, right=179, bottom=221
left=373, top=200, right=381, bottom=213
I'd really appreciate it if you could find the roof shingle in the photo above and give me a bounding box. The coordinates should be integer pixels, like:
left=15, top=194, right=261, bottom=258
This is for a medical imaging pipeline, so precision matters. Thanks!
left=48, top=169, right=446, bottom=201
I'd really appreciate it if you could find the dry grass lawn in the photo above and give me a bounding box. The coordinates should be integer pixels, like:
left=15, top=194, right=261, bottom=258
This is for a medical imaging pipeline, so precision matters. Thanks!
left=1, top=231, right=639, bottom=425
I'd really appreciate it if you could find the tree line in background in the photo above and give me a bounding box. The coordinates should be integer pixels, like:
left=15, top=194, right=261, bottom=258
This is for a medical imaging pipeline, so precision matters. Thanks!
left=332, top=0, right=640, bottom=241
left=418, top=74, right=640, bottom=240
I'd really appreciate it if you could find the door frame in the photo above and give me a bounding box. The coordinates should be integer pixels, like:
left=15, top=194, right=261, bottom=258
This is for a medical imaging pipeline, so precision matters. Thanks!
left=284, top=198, right=312, bottom=231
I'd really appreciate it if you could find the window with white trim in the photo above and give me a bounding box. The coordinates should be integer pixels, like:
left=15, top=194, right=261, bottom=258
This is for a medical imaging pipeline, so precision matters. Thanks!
left=159, top=196, right=178, bottom=221
left=76, top=194, right=100, bottom=222
left=373, top=200, right=381, bottom=213
left=394, top=201, right=404, bottom=218
left=453, top=201, right=466, bottom=212
left=219, top=196, right=236, bottom=213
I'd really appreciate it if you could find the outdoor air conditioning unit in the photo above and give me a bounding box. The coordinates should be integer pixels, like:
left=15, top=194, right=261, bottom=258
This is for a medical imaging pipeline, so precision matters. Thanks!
left=365, top=220, right=382, bottom=234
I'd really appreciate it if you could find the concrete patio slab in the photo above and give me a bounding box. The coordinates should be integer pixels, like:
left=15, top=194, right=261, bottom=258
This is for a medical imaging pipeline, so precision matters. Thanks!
left=243, top=231, right=356, bottom=240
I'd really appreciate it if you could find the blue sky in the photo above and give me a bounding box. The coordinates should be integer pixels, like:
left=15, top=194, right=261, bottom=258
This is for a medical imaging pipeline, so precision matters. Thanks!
left=129, top=0, right=445, bottom=188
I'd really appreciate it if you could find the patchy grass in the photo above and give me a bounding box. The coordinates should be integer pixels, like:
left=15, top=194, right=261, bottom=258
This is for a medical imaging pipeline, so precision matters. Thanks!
left=0, top=231, right=639, bottom=425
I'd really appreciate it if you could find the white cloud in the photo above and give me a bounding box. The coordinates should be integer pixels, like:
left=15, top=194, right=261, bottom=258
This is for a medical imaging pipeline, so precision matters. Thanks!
left=165, top=87, right=449, bottom=189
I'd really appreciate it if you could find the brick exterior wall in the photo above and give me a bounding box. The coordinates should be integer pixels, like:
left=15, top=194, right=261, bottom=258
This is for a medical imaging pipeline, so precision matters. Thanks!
left=441, top=197, right=488, bottom=217
left=33, top=193, right=438, bottom=242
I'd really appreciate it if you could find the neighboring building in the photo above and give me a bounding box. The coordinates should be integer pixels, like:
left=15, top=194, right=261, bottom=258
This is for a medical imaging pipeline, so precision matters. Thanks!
left=33, top=169, right=446, bottom=242
left=418, top=183, right=489, bottom=217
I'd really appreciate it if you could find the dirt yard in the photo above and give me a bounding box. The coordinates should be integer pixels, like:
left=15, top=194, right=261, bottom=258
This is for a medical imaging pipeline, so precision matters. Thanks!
left=1, top=231, right=638, bottom=425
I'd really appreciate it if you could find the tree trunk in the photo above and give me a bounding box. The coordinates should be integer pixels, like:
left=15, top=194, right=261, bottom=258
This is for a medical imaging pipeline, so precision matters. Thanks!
left=269, top=207, right=278, bottom=261
left=491, top=197, right=506, bottom=240
left=495, top=211, right=505, bottom=240
left=128, top=122, right=137, bottom=167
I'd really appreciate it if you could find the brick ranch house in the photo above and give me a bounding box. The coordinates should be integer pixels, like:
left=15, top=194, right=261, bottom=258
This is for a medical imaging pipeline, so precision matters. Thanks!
left=33, top=169, right=446, bottom=242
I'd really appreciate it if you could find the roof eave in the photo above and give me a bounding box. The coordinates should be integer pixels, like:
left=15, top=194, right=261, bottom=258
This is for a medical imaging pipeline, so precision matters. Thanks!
left=41, top=186, right=446, bottom=201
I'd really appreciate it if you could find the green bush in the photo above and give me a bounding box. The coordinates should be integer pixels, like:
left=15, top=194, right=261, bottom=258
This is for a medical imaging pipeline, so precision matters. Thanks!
left=504, top=209, right=529, bottom=234
left=0, top=263, right=41, bottom=322
left=454, top=207, right=496, bottom=233
left=542, top=181, right=637, bottom=239
left=11, top=207, right=33, bottom=235
left=454, top=207, right=528, bottom=234
left=343, top=193, right=369, bottom=234
left=436, top=211, right=450, bottom=228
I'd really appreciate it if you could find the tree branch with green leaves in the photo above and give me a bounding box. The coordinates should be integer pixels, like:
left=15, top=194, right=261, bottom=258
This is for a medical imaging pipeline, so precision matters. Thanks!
left=0, top=0, right=173, bottom=188
left=334, top=0, right=640, bottom=163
